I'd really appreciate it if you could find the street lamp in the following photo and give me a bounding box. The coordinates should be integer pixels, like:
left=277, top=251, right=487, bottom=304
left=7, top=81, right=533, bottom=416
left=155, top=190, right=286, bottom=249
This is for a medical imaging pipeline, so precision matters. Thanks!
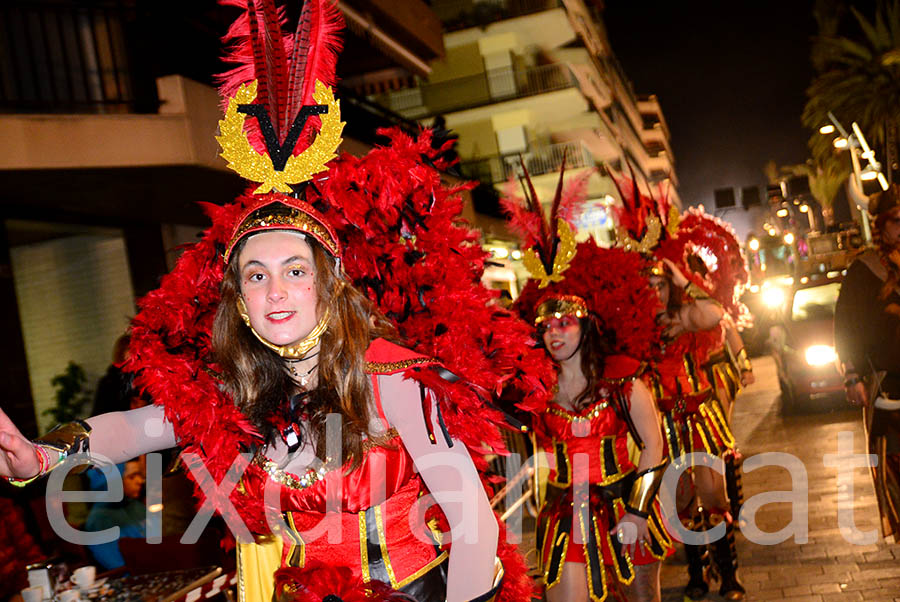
left=820, top=112, right=890, bottom=244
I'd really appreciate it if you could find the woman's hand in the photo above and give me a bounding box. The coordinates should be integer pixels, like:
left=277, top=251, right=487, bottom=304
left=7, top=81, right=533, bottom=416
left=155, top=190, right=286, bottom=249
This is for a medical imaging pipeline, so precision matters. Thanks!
left=740, top=370, right=755, bottom=387
left=0, top=408, right=40, bottom=479
left=610, top=512, right=650, bottom=558
left=662, top=258, right=689, bottom=289
left=845, top=381, right=868, bottom=407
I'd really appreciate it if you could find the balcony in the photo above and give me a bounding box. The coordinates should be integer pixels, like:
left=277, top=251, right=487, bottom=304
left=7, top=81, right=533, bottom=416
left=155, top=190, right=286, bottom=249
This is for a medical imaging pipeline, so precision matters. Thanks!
left=461, top=140, right=594, bottom=184
left=431, top=0, right=562, bottom=32
left=1, top=1, right=160, bottom=114
left=378, top=62, right=577, bottom=118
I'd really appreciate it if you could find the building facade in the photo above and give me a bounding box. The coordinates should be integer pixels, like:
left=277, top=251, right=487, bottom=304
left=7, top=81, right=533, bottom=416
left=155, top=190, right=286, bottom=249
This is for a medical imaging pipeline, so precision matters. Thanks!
left=371, top=0, right=680, bottom=257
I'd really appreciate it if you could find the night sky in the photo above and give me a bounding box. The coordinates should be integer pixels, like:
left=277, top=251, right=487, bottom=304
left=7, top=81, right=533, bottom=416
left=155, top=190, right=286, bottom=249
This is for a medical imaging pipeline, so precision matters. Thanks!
left=603, top=1, right=817, bottom=212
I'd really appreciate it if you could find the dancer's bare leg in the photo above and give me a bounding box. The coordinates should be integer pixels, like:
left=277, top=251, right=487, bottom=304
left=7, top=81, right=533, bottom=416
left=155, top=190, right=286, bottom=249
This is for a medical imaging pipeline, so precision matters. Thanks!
left=545, top=561, right=588, bottom=602
left=622, top=561, right=661, bottom=602
left=693, top=464, right=729, bottom=511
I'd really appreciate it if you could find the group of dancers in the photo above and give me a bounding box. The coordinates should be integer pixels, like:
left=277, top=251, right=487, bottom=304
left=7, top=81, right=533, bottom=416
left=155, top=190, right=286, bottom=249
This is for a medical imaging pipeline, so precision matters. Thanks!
left=0, top=1, right=755, bottom=601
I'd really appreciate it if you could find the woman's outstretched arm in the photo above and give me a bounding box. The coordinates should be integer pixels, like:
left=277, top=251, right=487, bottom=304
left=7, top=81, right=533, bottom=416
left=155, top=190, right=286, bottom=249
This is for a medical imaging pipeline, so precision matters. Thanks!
left=0, top=405, right=175, bottom=480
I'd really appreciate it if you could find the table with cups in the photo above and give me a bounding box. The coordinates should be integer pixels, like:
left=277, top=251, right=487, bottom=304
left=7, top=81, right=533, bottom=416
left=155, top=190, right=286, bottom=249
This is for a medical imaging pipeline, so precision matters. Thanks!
left=24, top=563, right=229, bottom=601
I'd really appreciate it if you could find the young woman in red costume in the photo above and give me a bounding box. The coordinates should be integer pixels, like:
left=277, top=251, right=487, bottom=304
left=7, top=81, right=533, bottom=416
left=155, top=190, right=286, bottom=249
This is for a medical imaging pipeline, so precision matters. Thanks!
left=0, top=2, right=549, bottom=601
left=646, top=245, right=743, bottom=601
left=504, top=173, right=673, bottom=602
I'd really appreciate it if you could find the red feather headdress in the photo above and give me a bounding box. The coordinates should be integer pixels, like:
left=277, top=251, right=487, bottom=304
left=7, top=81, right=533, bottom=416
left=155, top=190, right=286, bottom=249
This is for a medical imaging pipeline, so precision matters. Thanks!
left=503, top=165, right=663, bottom=362
left=655, top=207, right=751, bottom=326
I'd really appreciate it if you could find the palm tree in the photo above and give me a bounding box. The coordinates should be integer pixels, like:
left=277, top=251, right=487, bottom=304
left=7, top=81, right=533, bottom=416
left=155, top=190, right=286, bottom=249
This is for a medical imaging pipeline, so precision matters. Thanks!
left=802, top=0, right=900, bottom=183
left=783, top=158, right=849, bottom=228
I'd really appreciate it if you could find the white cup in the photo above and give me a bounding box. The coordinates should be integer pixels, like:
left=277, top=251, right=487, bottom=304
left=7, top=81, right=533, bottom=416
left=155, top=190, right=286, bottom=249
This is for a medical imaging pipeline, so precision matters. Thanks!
left=20, top=587, right=43, bottom=602
left=58, top=590, right=81, bottom=602
left=71, top=566, right=96, bottom=589
left=26, top=568, right=52, bottom=599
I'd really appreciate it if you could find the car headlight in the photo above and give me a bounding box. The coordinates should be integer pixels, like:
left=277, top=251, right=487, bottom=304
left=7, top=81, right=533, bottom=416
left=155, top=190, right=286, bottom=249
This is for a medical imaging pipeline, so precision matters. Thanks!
left=762, top=286, right=785, bottom=308
left=805, top=345, right=836, bottom=366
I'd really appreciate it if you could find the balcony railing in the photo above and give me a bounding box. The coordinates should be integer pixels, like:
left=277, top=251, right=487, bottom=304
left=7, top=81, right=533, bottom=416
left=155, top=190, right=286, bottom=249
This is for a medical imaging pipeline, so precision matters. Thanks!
left=461, top=140, right=594, bottom=184
left=431, top=0, right=563, bottom=32
left=379, top=63, right=576, bottom=118
left=1, top=0, right=158, bottom=114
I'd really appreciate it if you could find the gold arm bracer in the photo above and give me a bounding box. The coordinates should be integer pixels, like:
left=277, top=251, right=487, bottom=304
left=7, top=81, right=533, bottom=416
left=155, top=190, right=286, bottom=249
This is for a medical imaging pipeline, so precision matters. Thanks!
left=736, top=347, right=753, bottom=373
left=684, top=281, right=712, bottom=301
left=625, top=459, right=669, bottom=518
left=34, top=419, right=92, bottom=457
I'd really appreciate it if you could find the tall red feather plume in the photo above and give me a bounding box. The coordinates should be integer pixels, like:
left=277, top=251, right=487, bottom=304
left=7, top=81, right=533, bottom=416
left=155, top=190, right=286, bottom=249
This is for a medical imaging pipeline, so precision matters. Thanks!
left=502, top=161, right=583, bottom=273
left=216, top=0, right=343, bottom=151
left=294, top=0, right=343, bottom=107
left=257, top=0, right=290, bottom=140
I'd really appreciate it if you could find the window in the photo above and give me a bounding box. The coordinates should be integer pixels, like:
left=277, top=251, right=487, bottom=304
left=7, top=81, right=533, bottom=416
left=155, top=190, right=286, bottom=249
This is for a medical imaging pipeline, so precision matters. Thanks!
left=791, top=282, right=841, bottom=321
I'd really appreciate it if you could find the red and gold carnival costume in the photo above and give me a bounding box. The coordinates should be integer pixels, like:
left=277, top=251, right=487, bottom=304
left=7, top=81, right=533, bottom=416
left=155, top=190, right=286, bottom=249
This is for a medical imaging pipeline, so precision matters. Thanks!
left=504, top=171, right=674, bottom=601
left=535, top=355, right=673, bottom=601
left=613, top=180, right=746, bottom=600
left=121, top=1, right=551, bottom=600
left=234, top=340, right=480, bottom=600
left=646, top=329, right=735, bottom=465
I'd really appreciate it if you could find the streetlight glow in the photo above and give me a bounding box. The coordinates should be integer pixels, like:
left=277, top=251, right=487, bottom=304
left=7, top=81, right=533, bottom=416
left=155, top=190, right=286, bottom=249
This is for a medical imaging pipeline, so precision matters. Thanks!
left=748, top=238, right=760, bottom=251
left=833, top=137, right=849, bottom=149
left=819, top=124, right=835, bottom=135
left=783, top=232, right=795, bottom=245
left=799, top=204, right=809, bottom=213
left=776, top=208, right=789, bottom=218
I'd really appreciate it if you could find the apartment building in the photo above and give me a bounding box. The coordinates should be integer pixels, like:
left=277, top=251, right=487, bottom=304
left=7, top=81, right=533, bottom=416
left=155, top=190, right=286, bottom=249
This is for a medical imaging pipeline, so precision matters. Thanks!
left=0, top=0, right=443, bottom=433
left=372, top=0, right=680, bottom=254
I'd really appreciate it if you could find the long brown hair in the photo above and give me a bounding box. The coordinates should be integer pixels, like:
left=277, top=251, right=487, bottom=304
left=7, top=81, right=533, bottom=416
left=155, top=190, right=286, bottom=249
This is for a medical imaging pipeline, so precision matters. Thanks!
left=540, top=315, right=615, bottom=410
left=212, top=234, right=397, bottom=468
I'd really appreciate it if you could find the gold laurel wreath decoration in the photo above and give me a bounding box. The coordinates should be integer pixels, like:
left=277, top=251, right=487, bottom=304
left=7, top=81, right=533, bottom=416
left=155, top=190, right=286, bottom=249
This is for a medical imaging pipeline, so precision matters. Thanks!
left=615, top=215, right=662, bottom=254
left=666, top=205, right=681, bottom=238
left=523, top=219, right=578, bottom=289
left=216, top=79, right=345, bottom=194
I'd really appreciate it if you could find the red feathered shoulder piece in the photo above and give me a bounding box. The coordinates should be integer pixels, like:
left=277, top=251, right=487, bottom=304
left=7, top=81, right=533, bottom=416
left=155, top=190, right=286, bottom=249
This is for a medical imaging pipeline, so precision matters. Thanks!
left=364, top=338, right=438, bottom=375
left=602, top=355, right=645, bottom=382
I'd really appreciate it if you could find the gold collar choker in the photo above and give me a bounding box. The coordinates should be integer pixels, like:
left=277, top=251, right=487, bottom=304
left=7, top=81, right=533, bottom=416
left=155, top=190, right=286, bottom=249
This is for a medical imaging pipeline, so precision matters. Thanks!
left=237, top=298, right=331, bottom=359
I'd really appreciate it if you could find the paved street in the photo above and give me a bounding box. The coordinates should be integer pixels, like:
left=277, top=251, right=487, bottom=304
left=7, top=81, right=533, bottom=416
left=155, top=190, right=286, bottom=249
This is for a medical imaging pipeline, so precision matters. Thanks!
left=660, top=356, right=900, bottom=601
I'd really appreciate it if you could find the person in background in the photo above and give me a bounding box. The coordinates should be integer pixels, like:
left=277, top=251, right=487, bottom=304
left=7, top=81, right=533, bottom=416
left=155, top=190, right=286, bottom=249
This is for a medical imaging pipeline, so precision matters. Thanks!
left=90, top=335, right=132, bottom=417
left=835, top=183, right=900, bottom=539
left=84, top=459, right=146, bottom=570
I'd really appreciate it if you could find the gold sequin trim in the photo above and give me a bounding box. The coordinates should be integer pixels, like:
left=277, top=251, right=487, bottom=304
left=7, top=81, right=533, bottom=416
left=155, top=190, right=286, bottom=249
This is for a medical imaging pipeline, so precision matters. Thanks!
left=362, top=428, right=398, bottom=453
left=227, top=208, right=338, bottom=260
left=358, top=512, right=370, bottom=582
left=365, top=357, right=436, bottom=374
left=598, top=363, right=646, bottom=385
left=546, top=401, right=610, bottom=422
left=252, top=452, right=328, bottom=491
